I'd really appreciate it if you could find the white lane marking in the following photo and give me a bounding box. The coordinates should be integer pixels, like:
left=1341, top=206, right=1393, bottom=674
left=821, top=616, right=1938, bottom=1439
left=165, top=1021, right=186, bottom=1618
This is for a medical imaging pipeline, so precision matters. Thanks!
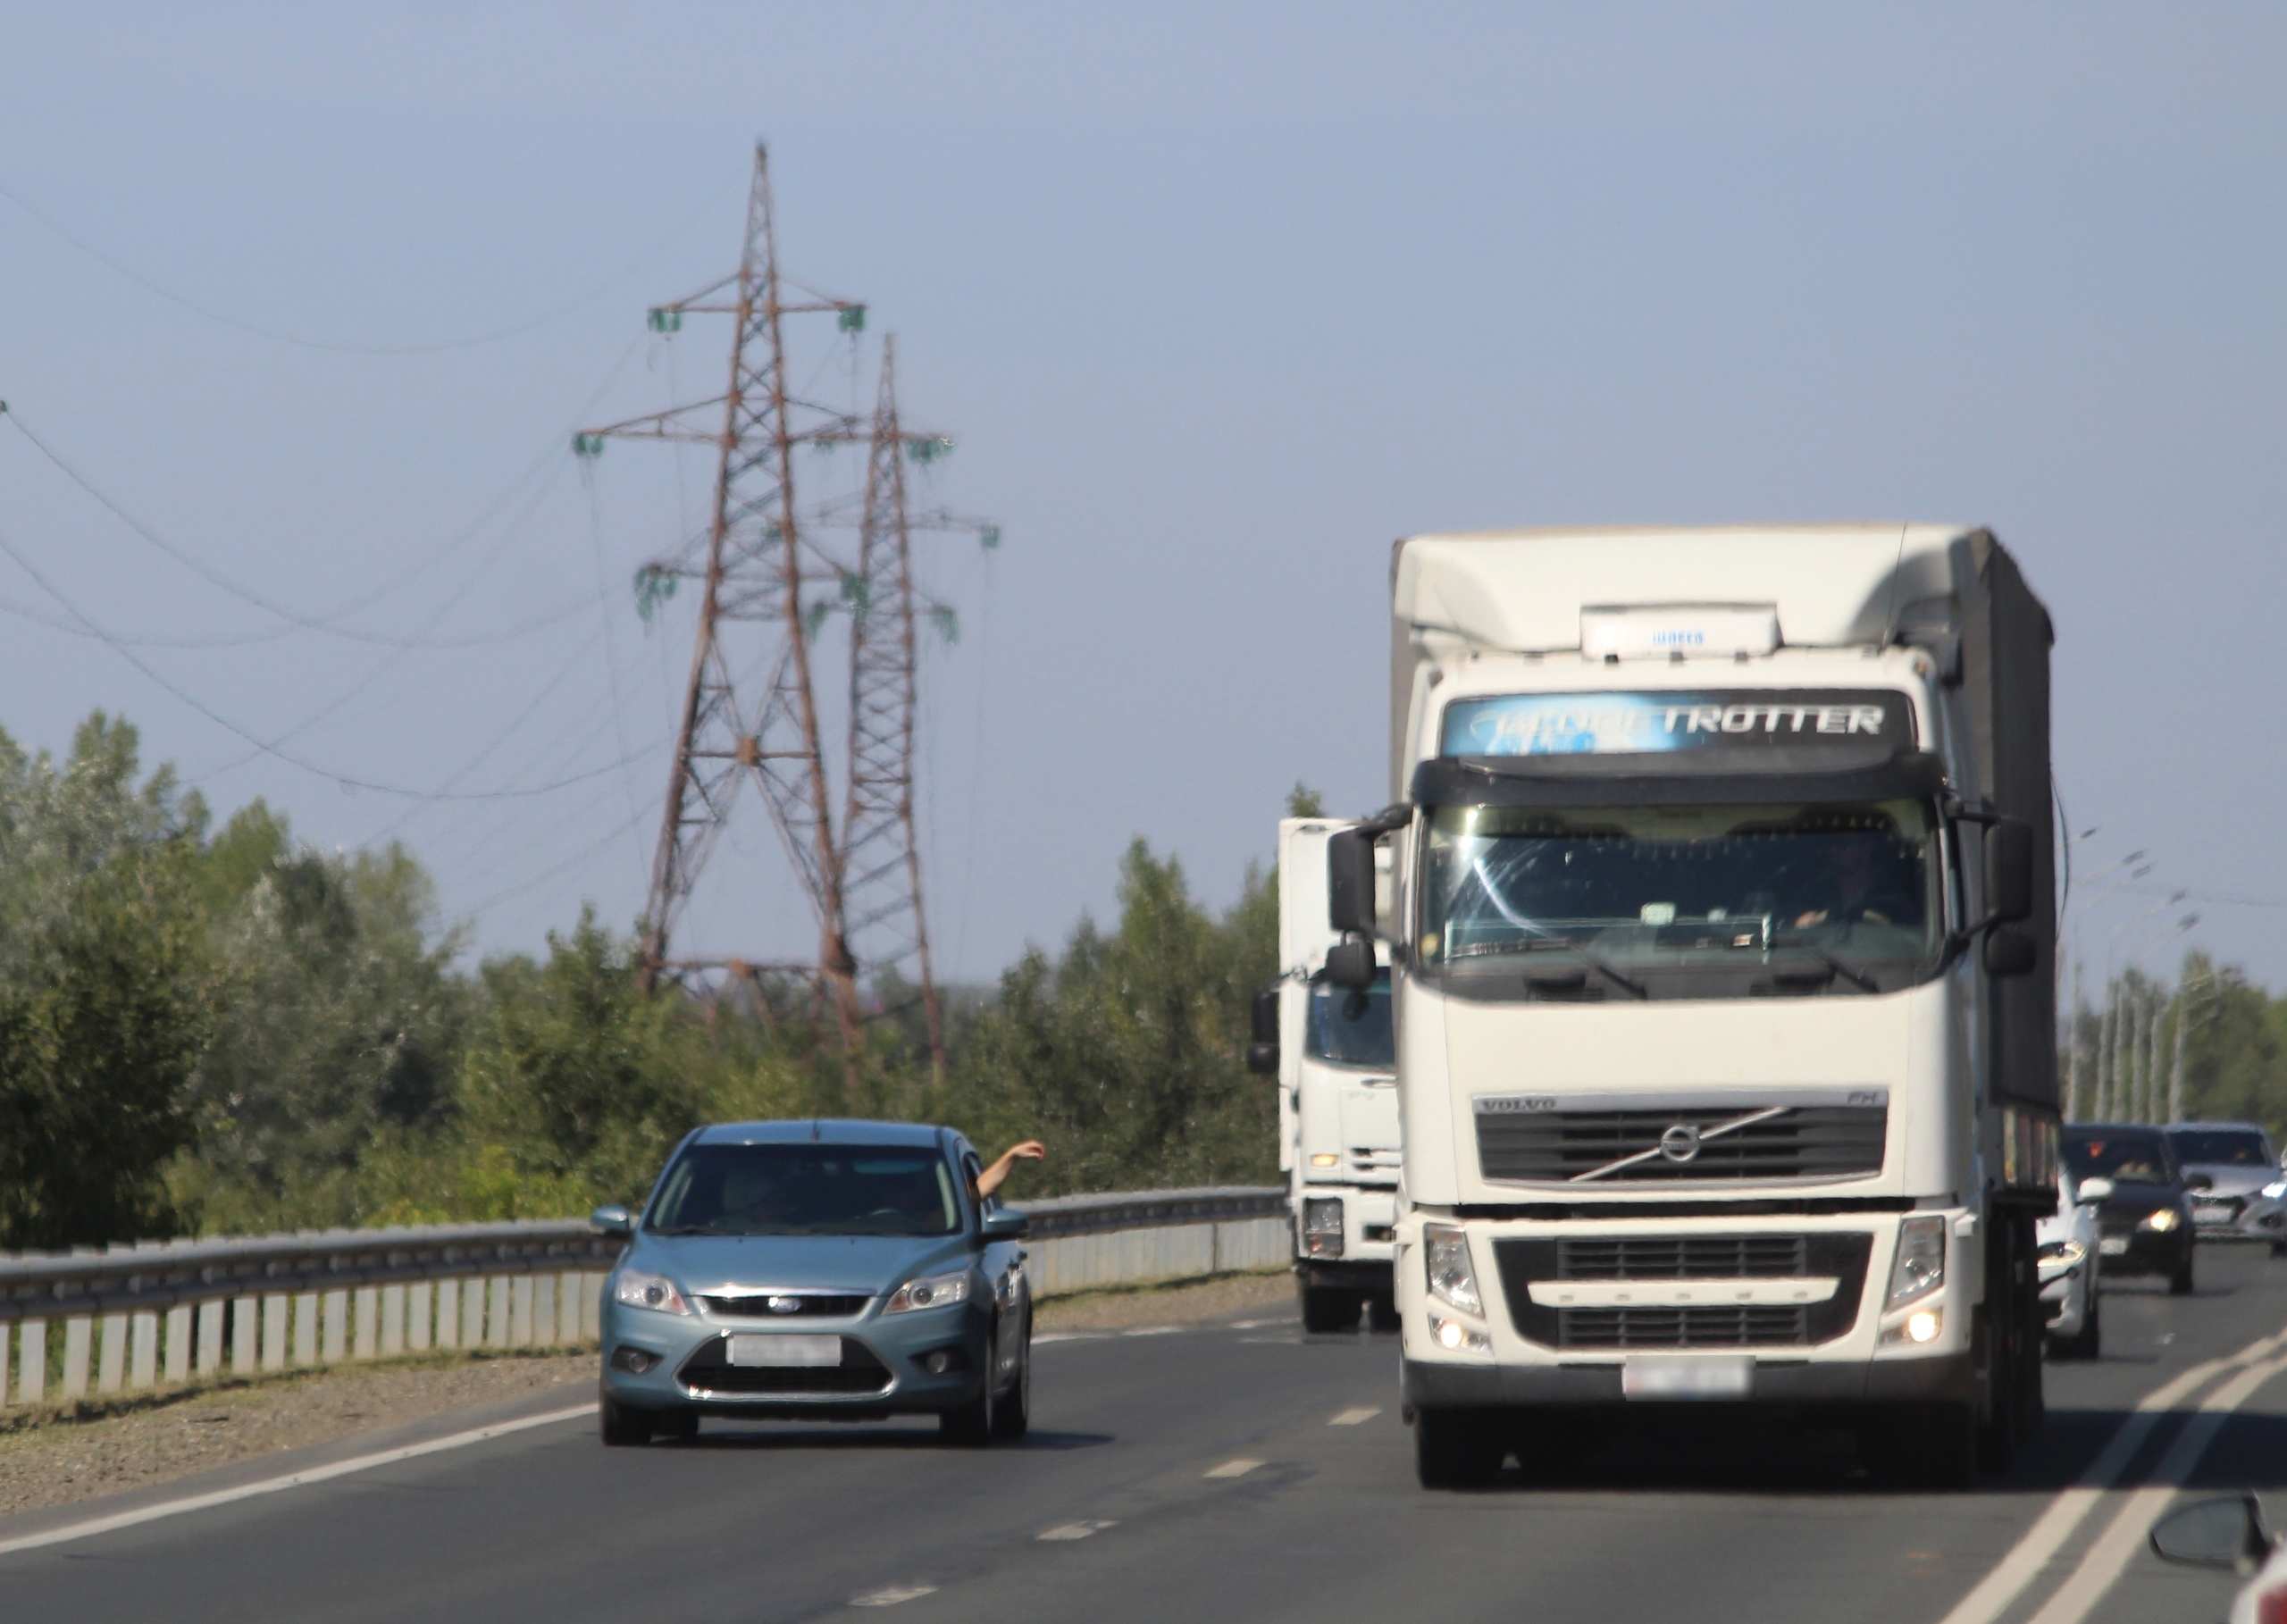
left=1204, top=1457, right=1263, bottom=1478
left=1328, top=1407, right=1381, bottom=1427
left=1935, top=1326, right=2287, bottom=1624
left=1241, top=1335, right=1301, bottom=1345
left=1122, top=1327, right=1180, bottom=1338
left=851, top=1585, right=938, bottom=1607
left=1029, top=1333, right=1107, bottom=1346
left=2024, top=1350, right=2287, bottom=1624
left=1037, top=1519, right=1117, bottom=1542
left=0, top=1402, right=598, bottom=1560
left=1228, top=1318, right=1291, bottom=1330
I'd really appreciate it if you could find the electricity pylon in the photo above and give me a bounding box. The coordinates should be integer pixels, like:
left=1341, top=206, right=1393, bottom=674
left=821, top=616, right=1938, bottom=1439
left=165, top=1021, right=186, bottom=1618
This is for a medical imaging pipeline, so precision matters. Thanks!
left=574, top=142, right=871, bottom=1076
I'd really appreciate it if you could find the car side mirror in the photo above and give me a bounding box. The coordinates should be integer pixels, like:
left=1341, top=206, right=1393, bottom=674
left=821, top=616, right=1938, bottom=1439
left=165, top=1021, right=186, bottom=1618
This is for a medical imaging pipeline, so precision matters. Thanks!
left=1984, top=927, right=2037, bottom=978
left=591, top=1203, right=633, bottom=1238
left=1984, top=818, right=2034, bottom=925
left=980, top=1208, right=1030, bottom=1242
left=1247, top=986, right=1280, bottom=1076
left=1328, top=829, right=1377, bottom=936
left=2150, top=1493, right=2274, bottom=1574
left=2076, top=1176, right=2115, bottom=1204
left=1325, top=938, right=1376, bottom=991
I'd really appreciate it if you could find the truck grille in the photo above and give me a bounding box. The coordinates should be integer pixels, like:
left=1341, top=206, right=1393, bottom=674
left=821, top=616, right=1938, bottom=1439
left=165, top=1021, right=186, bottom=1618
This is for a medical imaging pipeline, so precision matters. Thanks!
left=1476, top=1103, right=1885, bottom=1185
left=1559, top=1305, right=1808, bottom=1349
left=1494, top=1233, right=1872, bottom=1350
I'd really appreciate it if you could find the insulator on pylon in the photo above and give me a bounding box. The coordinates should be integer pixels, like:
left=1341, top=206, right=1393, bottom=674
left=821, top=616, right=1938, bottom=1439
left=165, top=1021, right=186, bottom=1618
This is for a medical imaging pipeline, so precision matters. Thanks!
left=838, top=305, right=867, bottom=333
left=647, top=308, right=683, bottom=333
left=572, top=433, right=606, bottom=458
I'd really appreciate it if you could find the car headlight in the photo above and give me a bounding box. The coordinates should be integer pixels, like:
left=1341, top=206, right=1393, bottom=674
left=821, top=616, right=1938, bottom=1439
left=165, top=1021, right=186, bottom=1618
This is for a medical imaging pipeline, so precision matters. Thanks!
left=2038, top=1239, right=2087, bottom=1269
left=884, top=1269, right=971, bottom=1314
left=1888, top=1215, right=1948, bottom=1308
left=2141, top=1209, right=2182, bottom=1233
left=614, top=1267, right=691, bottom=1317
left=2263, top=1180, right=2287, bottom=1200
left=1424, top=1223, right=1482, bottom=1316
left=1303, top=1197, right=1346, bottom=1258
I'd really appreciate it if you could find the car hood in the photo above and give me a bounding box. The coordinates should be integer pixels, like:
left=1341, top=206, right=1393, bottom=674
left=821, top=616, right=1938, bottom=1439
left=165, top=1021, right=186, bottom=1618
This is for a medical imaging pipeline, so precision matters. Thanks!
left=2035, top=1209, right=2082, bottom=1247
left=2093, top=1180, right=2185, bottom=1210
left=625, top=1233, right=970, bottom=1295
left=2180, top=1165, right=2277, bottom=1197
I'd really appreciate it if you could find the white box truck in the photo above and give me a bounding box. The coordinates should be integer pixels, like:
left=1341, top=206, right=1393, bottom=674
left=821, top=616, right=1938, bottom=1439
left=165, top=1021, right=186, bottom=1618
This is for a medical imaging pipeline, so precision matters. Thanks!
left=1321, top=524, right=2060, bottom=1488
left=1249, top=820, right=1403, bottom=1331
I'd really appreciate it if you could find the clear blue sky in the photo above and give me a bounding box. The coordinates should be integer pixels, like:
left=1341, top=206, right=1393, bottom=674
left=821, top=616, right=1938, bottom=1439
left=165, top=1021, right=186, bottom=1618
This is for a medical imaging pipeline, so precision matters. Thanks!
left=4, top=4, right=2283, bottom=992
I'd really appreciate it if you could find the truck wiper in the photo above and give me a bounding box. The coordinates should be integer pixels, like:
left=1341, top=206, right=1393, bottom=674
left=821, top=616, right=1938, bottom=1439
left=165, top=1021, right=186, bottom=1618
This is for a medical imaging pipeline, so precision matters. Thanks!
left=1450, top=938, right=1648, bottom=1000
left=1766, top=933, right=1879, bottom=993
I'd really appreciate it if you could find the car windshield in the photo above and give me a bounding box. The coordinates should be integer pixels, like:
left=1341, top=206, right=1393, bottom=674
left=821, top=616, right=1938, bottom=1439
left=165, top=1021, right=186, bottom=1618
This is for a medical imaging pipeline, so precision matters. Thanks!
left=2166, top=1129, right=2273, bottom=1167
left=2065, top=1134, right=2174, bottom=1185
left=1307, top=971, right=1393, bottom=1067
left=1418, top=799, right=1940, bottom=974
left=646, top=1143, right=961, bottom=1236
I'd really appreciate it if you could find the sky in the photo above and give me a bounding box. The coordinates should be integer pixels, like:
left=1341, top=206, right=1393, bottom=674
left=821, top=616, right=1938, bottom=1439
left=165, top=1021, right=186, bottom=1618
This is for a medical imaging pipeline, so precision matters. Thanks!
left=3, top=3, right=2283, bottom=995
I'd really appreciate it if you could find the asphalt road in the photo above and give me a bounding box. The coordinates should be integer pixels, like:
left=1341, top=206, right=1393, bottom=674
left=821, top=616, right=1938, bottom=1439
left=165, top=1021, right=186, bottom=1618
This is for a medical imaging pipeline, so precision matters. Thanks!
left=10, top=1248, right=2287, bottom=1624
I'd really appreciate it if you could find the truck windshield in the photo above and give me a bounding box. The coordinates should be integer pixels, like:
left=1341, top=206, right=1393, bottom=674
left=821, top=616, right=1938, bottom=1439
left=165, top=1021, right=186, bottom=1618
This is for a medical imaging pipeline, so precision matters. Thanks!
left=2166, top=1129, right=2274, bottom=1168
left=1419, top=799, right=1940, bottom=977
left=1307, top=971, right=1393, bottom=1066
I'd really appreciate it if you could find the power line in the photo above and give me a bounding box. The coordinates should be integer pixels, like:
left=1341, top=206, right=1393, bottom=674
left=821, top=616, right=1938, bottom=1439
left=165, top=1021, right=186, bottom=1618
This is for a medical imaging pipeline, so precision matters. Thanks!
left=0, top=515, right=653, bottom=801
left=460, top=799, right=658, bottom=920
left=0, top=177, right=708, bottom=357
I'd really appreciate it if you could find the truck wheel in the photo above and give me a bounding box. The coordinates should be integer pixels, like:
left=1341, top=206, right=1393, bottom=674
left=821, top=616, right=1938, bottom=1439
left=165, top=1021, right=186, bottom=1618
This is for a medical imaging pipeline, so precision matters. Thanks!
left=1366, top=1295, right=1403, bottom=1334
left=1300, top=1284, right=1361, bottom=1334
left=599, top=1394, right=654, bottom=1447
left=1415, top=1409, right=1504, bottom=1490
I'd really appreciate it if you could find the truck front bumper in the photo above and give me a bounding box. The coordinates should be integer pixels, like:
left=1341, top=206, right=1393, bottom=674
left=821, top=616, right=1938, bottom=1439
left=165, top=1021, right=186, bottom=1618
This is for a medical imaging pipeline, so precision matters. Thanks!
left=1403, top=1349, right=1974, bottom=1409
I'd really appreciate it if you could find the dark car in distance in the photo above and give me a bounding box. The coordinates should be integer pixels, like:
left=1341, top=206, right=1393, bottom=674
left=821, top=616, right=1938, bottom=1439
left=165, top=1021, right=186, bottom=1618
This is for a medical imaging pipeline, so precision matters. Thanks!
left=2063, top=1124, right=2197, bottom=1295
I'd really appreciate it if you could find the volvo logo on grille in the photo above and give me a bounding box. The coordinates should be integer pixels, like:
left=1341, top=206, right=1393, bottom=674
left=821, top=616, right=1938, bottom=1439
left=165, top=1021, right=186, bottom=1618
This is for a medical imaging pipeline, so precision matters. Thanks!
left=1658, top=1124, right=1703, bottom=1164
left=766, top=1295, right=804, bottom=1315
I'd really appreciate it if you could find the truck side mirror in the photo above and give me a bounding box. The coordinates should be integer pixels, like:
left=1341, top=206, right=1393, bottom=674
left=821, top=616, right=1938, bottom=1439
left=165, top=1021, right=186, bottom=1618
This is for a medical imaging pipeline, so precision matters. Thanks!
left=1985, top=818, right=2034, bottom=925
left=1984, top=926, right=2037, bottom=978
left=1246, top=985, right=1280, bottom=1076
left=1328, top=829, right=1377, bottom=936
left=1325, top=939, right=1376, bottom=991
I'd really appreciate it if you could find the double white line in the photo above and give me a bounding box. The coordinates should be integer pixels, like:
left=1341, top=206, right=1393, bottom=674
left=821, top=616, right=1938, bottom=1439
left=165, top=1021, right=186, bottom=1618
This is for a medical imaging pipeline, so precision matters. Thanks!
left=1938, top=1326, right=2287, bottom=1624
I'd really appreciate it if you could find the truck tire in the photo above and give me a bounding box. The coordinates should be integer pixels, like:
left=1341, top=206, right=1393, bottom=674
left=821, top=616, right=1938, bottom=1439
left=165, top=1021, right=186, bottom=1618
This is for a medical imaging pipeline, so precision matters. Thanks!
left=1415, top=1409, right=1504, bottom=1490
left=1300, top=1284, right=1361, bottom=1334
left=1366, top=1295, right=1403, bottom=1334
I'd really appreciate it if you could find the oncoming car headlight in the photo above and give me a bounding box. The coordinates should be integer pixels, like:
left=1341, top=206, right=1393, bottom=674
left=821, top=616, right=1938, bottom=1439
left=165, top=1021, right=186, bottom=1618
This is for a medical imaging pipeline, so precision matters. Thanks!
left=885, top=1270, right=971, bottom=1314
left=2141, top=1209, right=2182, bottom=1233
left=2037, top=1239, right=2086, bottom=1271
left=614, top=1267, right=692, bottom=1317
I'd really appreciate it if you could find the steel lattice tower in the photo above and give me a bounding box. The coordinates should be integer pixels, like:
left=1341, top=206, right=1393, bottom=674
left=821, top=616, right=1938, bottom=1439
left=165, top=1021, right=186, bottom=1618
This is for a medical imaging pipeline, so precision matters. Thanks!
left=841, top=337, right=945, bottom=1081
left=576, top=143, right=867, bottom=1067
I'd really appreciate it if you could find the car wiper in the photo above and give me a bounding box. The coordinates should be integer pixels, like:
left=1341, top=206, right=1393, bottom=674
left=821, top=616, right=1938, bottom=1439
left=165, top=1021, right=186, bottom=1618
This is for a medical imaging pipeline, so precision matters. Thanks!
left=649, top=1224, right=731, bottom=1236
left=1767, top=932, right=1880, bottom=993
left=1450, top=937, right=1648, bottom=1000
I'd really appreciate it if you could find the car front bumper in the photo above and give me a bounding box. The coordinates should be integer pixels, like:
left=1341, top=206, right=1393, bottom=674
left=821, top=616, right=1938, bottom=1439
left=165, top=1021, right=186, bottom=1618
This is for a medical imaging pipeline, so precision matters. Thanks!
left=2096, top=1230, right=2191, bottom=1279
left=2189, top=1193, right=2287, bottom=1243
left=2039, top=1261, right=2090, bottom=1339
left=599, top=1296, right=994, bottom=1419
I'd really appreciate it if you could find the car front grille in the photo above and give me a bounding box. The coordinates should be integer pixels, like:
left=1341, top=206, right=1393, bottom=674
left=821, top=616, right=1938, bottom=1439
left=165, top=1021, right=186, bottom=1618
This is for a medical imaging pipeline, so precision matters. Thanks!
left=1559, top=1305, right=1809, bottom=1349
left=699, top=1293, right=870, bottom=1319
left=1494, top=1233, right=1872, bottom=1351
left=677, top=1338, right=892, bottom=1397
left=1475, top=1104, right=1885, bottom=1185
left=2193, top=1196, right=2246, bottom=1223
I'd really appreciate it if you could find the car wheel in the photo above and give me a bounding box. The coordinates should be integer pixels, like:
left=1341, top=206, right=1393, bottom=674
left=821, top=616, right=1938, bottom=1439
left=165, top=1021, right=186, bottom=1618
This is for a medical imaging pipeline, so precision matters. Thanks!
left=1414, top=1408, right=1503, bottom=1491
left=659, top=1410, right=700, bottom=1444
left=1300, top=1284, right=1360, bottom=1334
left=2171, top=1251, right=2197, bottom=1296
left=2271, top=1240, right=2287, bottom=1259
left=991, top=1322, right=1031, bottom=1442
left=1366, top=1295, right=1403, bottom=1335
left=942, top=1319, right=999, bottom=1447
left=599, top=1394, right=654, bottom=1447
left=2073, top=1293, right=2102, bottom=1361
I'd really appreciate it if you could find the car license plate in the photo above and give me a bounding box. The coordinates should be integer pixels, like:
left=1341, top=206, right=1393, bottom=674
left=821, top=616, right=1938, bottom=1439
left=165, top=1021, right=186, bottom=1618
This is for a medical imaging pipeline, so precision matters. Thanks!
left=725, top=1334, right=842, bottom=1369
left=1621, top=1355, right=1752, bottom=1401
left=2194, top=1208, right=2233, bottom=1225
left=2099, top=1236, right=2129, bottom=1256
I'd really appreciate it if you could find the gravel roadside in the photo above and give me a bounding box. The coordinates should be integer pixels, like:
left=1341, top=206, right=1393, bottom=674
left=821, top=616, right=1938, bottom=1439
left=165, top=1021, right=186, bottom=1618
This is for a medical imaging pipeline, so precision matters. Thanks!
left=0, top=1268, right=1294, bottom=1519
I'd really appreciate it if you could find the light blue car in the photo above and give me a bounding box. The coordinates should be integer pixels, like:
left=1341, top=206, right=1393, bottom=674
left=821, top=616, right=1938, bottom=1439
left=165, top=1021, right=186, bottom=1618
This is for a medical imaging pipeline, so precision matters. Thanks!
left=591, top=1119, right=1034, bottom=1446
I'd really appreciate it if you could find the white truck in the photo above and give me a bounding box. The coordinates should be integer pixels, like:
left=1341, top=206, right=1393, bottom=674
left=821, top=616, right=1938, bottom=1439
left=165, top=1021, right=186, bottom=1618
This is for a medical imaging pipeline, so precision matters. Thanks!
left=1321, top=525, right=2060, bottom=1488
left=1249, top=819, right=1403, bottom=1331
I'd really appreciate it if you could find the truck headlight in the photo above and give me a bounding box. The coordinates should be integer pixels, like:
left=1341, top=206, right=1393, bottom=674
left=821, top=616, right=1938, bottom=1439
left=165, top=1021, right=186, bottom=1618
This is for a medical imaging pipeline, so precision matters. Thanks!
left=1888, top=1215, right=1947, bottom=1308
left=1303, top=1198, right=1345, bottom=1258
left=614, top=1267, right=692, bottom=1317
left=2140, top=1209, right=2182, bottom=1233
left=1424, top=1223, right=1481, bottom=1316
left=1428, top=1314, right=1490, bottom=1353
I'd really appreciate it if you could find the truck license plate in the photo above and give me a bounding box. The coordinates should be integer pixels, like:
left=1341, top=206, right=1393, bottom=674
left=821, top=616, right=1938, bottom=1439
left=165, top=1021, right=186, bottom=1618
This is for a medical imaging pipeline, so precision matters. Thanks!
left=2099, top=1236, right=2129, bottom=1256
left=725, top=1334, right=841, bottom=1368
left=1622, top=1355, right=1752, bottom=1401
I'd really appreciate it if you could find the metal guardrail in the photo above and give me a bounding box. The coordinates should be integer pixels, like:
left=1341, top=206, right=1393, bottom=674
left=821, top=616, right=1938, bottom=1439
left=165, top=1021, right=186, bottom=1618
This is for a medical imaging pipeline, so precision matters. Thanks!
left=0, top=1188, right=1287, bottom=1411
